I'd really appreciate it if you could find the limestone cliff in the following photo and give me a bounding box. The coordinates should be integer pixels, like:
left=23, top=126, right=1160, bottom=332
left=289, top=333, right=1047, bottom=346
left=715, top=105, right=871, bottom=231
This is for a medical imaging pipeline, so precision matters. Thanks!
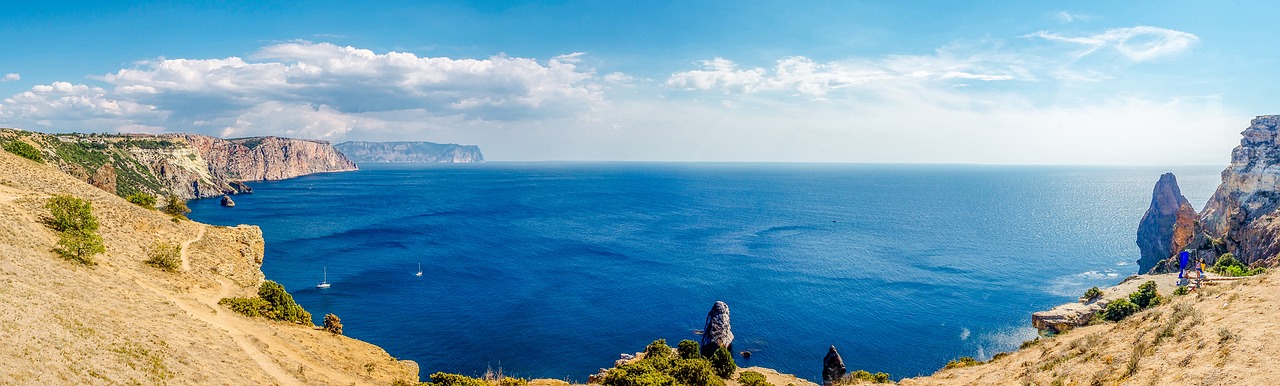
left=335, top=140, right=484, bottom=164
left=1198, top=115, right=1280, bottom=266
left=0, top=149, right=415, bottom=384
left=1135, top=173, right=1198, bottom=272
left=0, top=129, right=356, bottom=200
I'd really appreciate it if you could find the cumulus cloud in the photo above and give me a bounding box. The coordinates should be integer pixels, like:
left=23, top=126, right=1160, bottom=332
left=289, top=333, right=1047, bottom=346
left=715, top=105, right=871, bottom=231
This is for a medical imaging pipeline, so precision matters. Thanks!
left=1, top=73, right=18, bottom=82
left=0, top=82, right=164, bottom=124
left=1027, top=26, right=1198, bottom=62
left=0, top=42, right=604, bottom=138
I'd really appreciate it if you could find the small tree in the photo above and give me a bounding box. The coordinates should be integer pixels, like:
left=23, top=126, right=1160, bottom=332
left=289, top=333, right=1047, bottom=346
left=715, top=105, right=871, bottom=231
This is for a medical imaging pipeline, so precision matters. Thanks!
left=1128, top=281, right=1161, bottom=309
left=323, top=313, right=343, bottom=335
left=257, top=280, right=313, bottom=325
left=126, top=192, right=157, bottom=208
left=677, top=339, right=702, bottom=360
left=45, top=194, right=99, bottom=233
left=1104, top=299, right=1139, bottom=321
left=643, top=339, right=673, bottom=361
left=1082, top=286, right=1103, bottom=302
left=601, top=362, right=676, bottom=386
left=55, top=231, right=104, bottom=265
left=709, top=347, right=736, bottom=379
left=161, top=195, right=191, bottom=218
left=669, top=358, right=724, bottom=386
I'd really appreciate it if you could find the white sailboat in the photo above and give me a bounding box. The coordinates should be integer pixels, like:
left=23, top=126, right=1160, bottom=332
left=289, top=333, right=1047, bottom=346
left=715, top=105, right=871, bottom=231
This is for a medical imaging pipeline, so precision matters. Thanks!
left=317, top=267, right=331, bottom=288
left=415, top=263, right=423, bottom=277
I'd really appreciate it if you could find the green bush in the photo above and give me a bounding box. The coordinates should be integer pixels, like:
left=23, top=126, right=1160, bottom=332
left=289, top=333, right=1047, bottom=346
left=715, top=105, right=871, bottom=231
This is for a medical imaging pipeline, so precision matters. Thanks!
left=708, top=347, right=735, bottom=379
left=737, top=371, right=773, bottom=386
left=145, top=242, right=181, bottom=271
left=943, top=357, right=980, bottom=369
left=602, top=361, right=676, bottom=386
left=1104, top=299, right=1139, bottom=321
left=1213, top=253, right=1242, bottom=273
left=1128, top=281, right=1161, bottom=309
left=55, top=230, right=104, bottom=265
left=218, top=297, right=273, bottom=318
left=430, top=372, right=489, bottom=386
left=677, top=339, right=702, bottom=360
left=669, top=359, right=724, bottom=386
left=323, top=313, right=343, bottom=335
left=4, top=140, right=43, bottom=163
left=498, top=378, right=528, bottom=386
left=257, top=280, right=313, bottom=325
left=1082, top=286, right=1103, bottom=301
left=45, top=194, right=99, bottom=233
left=848, top=370, right=891, bottom=383
left=161, top=195, right=190, bottom=218
left=126, top=192, right=157, bottom=208
left=1173, top=286, right=1190, bottom=296
left=644, top=339, right=673, bottom=361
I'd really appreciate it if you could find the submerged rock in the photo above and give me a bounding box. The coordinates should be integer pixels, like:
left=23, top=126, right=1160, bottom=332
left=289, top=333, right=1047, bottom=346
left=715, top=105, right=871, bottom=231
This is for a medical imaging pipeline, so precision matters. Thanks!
left=700, top=301, right=734, bottom=357
left=220, top=195, right=235, bottom=207
left=1135, top=173, right=1197, bottom=273
left=822, top=345, right=846, bottom=386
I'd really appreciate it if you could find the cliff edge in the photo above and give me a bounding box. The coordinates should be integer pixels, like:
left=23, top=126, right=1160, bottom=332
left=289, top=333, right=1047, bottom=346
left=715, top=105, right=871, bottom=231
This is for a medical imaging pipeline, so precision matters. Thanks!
left=1198, top=115, right=1280, bottom=266
left=0, top=149, right=414, bottom=384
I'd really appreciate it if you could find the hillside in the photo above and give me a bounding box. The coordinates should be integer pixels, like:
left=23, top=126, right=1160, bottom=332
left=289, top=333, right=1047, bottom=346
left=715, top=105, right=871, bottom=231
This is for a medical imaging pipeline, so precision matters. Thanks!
left=335, top=141, right=484, bottom=164
left=0, top=128, right=356, bottom=200
left=0, top=149, right=415, bottom=385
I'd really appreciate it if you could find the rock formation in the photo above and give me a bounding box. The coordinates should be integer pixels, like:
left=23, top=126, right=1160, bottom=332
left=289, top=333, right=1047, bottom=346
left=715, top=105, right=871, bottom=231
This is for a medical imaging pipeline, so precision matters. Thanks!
left=230, top=181, right=253, bottom=194
left=335, top=140, right=485, bottom=163
left=1135, top=173, right=1198, bottom=272
left=220, top=195, right=235, bottom=207
left=1198, top=115, right=1280, bottom=266
left=822, top=345, right=847, bottom=386
left=700, top=301, right=734, bottom=357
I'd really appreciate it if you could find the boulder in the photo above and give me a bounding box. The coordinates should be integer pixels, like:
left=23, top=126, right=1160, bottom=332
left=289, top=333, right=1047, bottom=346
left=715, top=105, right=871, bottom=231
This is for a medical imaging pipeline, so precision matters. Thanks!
left=700, top=301, right=734, bottom=357
left=1135, top=173, right=1197, bottom=273
left=822, top=345, right=846, bottom=386
left=220, top=195, right=235, bottom=207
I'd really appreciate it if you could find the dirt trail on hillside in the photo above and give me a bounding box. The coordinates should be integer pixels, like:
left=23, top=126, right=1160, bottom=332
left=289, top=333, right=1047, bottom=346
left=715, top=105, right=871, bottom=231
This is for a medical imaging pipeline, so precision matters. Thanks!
left=179, top=224, right=205, bottom=272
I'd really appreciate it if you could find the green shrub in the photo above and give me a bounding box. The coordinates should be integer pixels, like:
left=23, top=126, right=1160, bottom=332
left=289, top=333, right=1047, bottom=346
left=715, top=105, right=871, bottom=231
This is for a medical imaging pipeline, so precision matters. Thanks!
left=677, top=339, right=702, bottom=360
left=943, top=357, right=980, bottom=369
left=1213, top=253, right=1242, bottom=273
left=161, top=195, right=190, bottom=218
left=1128, top=281, right=1161, bottom=309
left=644, top=339, right=673, bottom=361
left=1173, top=286, right=1190, bottom=296
left=708, top=347, right=735, bottom=379
left=55, top=230, right=104, bottom=265
left=257, top=280, right=312, bottom=325
left=601, top=361, right=676, bottom=386
left=430, top=372, right=489, bottom=386
left=737, top=371, right=772, bottom=386
left=669, top=359, right=724, bottom=386
left=1082, top=286, right=1103, bottom=301
left=126, top=192, right=157, bottom=208
left=498, top=377, right=528, bottom=386
left=4, top=140, right=43, bottom=163
left=848, top=370, right=891, bottom=383
left=323, top=313, right=343, bottom=335
left=1104, top=299, right=1139, bottom=321
left=45, top=194, right=99, bottom=233
left=145, top=242, right=181, bottom=271
left=218, top=297, right=273, bottom=318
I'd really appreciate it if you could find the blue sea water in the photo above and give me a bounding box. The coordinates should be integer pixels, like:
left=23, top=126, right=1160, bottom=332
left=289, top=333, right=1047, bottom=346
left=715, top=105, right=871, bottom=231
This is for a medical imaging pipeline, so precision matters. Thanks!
left=187, top=163, right=1222, bottom=382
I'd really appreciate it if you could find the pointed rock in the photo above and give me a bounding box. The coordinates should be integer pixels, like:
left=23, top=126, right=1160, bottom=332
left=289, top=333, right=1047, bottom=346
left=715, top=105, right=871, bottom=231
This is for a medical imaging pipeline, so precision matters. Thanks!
left=822, top=345, right=846, bottom=386
left=1136, top=173, right=1197, bottom=273
left=700, top=301, right=734, bottom=357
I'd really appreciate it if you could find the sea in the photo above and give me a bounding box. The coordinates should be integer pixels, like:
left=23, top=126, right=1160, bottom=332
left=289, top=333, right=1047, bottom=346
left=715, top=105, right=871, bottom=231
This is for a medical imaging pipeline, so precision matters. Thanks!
left=187, top=163, right=1223, bottom=382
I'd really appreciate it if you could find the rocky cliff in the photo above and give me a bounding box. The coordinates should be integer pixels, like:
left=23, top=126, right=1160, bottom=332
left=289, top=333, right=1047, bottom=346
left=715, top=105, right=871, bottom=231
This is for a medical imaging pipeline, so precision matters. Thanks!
left=335, top=141, right=484, bottom=164
left=1197, top=115, right=1280, bottom=266
left=0, top=129, right=356, bottom=200
left=1135, top=173, right=1198, bottom=272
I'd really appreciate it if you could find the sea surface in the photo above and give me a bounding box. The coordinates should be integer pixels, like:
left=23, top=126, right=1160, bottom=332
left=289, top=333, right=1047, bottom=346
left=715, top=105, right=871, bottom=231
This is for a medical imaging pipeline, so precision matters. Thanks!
left=188, top=163, right=1223, bottom=382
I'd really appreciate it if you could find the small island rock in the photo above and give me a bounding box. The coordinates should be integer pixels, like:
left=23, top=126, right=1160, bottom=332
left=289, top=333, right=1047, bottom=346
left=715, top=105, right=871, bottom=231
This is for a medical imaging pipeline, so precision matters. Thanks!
left=700, top=301, right=734, bottom=357
left=220, top=195, right=235, bottom=207
left=822, top=345, right=847, bottom=386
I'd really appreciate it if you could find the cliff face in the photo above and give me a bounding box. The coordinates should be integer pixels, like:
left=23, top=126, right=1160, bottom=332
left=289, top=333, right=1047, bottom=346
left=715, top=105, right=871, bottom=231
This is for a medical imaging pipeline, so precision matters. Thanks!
left=0, top=129, right=356, bottom=200
left=0, top=149, right=416, bottom=384
left=335, top=141, right=484, bottom=164
left=1198, top=115, right=1280, bottom=266
left=1135, top=173, right=1198, bottom=272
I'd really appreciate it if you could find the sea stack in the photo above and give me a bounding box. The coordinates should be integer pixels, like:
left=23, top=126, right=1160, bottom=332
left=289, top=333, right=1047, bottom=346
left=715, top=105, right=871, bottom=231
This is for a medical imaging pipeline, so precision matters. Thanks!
left=822, top=345, right=847, bottom=386
left=700, top=301, right=734, bottom=357
left=1135, top=173, right=1197, bottom=273
left=220, top=195, right=235, bottom=207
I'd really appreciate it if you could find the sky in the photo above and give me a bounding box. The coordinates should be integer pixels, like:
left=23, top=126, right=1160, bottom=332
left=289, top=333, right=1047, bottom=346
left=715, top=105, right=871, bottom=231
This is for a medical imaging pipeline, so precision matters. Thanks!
left=0, top=0, right=1276, bottom=164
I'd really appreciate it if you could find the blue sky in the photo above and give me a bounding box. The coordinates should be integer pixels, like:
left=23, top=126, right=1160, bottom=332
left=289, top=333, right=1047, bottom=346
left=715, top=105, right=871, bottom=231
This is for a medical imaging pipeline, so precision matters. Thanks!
left=1, top=1, right=1276, bottom=163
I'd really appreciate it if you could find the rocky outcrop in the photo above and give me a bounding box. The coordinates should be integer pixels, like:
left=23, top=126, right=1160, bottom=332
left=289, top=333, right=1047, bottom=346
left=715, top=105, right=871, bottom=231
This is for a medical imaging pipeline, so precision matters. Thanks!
left=230, top=181, right=253, bottom=194
left=822, top=345, right=847, bottom=386
left=1031, top=274, right=1180, bottom=334
left=220, top=195, right=235, bottom=207
left=1136, top=173, right=1198, bottom=273
left=700, top=301, right=734, bottom=357
left=335, top=141, right=485, bottom=163
left=1198, top=115, right=1280, bottom=266
left=87, top=163, right=117, bottom=194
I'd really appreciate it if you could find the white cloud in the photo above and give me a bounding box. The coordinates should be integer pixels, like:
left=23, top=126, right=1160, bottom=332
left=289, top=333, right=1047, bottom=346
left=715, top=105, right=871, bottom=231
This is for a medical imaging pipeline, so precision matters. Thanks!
left=1, top=73, right=18, bottom=82
left=1028, top=26, right=1198, bottom=62
left=0, top=82, right=163, bottom=123
left=1054, top=11, right=1090, bottom=23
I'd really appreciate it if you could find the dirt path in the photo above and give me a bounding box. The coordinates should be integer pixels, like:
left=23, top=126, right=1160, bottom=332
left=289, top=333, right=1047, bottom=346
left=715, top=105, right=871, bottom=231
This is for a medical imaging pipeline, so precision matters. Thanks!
left=179, top=224, right=205, bottom=272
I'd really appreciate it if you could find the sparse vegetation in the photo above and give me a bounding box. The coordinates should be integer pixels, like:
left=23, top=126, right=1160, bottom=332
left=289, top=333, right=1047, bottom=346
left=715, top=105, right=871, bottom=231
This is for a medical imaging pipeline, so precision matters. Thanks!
left=218, top=297, right=273, bottom=318
left=1213, top=253, right=1266, bottom=276
left=145, top=241, right=181, bottom=271
left=600, top=340, right=732, bottom=386
left=3, top=140, right=43, bottom=162
left=219, top=280, right=312, bottom=325
left=847, top=370, right=891, bottom=383
left=737, top=371, right=773, bottom=386
left=944, top=356, right=980, bottom=369
left=678, top=339, right=702, bottom=359
left=126, top=192, right=157, bottom=208
left=323, top=313, right=343, bottom=335
left=1128, top=280, right=1162, bottom=309
left=45, top=195, right=104, bottom=265
left=161, top=195, right=191, bottom=219
left=1173, top=285, right=1190, bottom=296
left=1103, top=299, right=1139, bottom=322
left=1082, top=286, right=1103, bottom=302
left=430, top=372, right=491, bottom=386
